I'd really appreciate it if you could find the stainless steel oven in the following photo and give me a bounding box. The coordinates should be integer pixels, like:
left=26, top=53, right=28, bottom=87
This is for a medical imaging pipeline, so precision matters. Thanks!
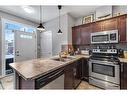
left=91, top=30, right=118, bottom=44
left=89, top=47, right=120, bottom=89
left=89, top=59, right=120, bottom=89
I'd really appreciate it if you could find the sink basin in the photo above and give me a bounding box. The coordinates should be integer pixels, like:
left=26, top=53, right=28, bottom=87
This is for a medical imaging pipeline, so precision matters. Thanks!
left=52, top=56, right=76, bottom=62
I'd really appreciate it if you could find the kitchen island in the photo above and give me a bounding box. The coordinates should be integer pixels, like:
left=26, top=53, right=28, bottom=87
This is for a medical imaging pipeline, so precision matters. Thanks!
left=9, top=55, right=89, bottom=89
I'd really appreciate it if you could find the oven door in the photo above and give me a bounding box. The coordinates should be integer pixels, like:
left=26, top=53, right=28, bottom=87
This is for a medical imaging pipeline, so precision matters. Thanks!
left=89, top=59, right=119, bottom=84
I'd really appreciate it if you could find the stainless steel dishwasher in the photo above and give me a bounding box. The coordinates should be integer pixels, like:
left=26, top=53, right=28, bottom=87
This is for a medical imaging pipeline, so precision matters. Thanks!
left=35, top=68, right=64, bottom=89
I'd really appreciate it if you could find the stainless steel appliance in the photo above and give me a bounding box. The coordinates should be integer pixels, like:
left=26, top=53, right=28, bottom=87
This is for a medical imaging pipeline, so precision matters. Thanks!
left=35, top=68, right=64, bottom=89
left=91, top=30, right=118, bottom=44
left=89, top=46, right=120, bottom=89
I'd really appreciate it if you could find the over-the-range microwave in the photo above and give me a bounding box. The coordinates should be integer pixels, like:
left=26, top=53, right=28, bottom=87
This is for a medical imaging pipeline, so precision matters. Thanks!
left=91, top=30, right=118, bottom=44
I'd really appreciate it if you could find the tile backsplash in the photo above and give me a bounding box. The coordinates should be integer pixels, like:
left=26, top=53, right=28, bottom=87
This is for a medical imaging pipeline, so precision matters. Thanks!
left=73, top=43, right=127, bottom=51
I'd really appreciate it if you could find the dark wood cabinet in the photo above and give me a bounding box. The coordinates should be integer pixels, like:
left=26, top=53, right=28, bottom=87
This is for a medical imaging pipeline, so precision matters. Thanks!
left=82, top=58, right=89, bottom=82
left=120, top=63, right=127, bottom=89
left=103, top=18, right=118, bottom=31
left=64, top=59, right=82, bottom=89
left=93, top=21, right=103, bottom=32
left=72, top=15, right=127, bottom=45
left=72, top=26, right=81, bottom=45
left=74, top=59, right=82, bottom=88
left=80, top=24, right=93, bottom=44
left=118, top=16, right=127, bottom=42
left=64, top=63, right=74, bottom=89
left=93, top=18, right=118, bottom=32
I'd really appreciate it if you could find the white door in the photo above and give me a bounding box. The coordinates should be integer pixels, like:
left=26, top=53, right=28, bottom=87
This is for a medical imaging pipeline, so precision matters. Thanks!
left=15, top=30, right=37, bottom=62
left=41, top=31, right=52, bottom=58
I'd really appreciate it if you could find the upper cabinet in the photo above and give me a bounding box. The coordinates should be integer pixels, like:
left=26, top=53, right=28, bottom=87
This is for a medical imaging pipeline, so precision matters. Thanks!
left=72, top=26, right=81, bottom=45
left=72, top=14, right=127, bottom=45
left=118, top=15, right=127, bottom=42
left=80, top=23, right=93, bottom=45
left=72, top=23, right=93, bottom=45
left=93, top=18, right=118, bottom=32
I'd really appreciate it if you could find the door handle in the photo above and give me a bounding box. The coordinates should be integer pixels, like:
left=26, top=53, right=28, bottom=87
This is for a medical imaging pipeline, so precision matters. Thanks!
left=16, top=51, right=20, bottom=56
left=16, top=54, right=20, bottom=56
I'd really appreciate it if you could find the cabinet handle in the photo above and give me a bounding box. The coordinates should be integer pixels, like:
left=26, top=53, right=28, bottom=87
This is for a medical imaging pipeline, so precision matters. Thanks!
left=119, top=35, right=120, bottom=41
left=73, top=68, right=76, bottom=76
left=121, top=64, right=123, bottom=72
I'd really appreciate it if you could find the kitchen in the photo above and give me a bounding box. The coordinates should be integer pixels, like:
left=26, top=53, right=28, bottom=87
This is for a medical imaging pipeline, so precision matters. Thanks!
left=0, top=4, right=127, bottom=92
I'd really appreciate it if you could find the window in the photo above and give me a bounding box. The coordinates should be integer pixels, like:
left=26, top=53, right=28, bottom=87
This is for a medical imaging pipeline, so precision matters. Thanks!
left=5, top=23, right=36, bottom=33
left=20, top=34, right=33, bottom=39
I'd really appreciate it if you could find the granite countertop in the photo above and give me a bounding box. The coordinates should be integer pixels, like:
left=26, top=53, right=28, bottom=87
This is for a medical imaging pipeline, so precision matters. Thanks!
left=118, top=58, right=127, bottom=63
left=10, top=55, right=90, bottom=80
left=9, top=54, right=127, bottom=80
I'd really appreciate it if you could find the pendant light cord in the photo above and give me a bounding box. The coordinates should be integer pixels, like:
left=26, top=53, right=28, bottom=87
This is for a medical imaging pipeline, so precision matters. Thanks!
left=40, top=5, right=42, bottom=23
left=59, top=8, right=61, bottom=30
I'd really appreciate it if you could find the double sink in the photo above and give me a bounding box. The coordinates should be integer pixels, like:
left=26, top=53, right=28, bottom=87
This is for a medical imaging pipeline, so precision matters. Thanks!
left=52, top=56, right=76, bottom=62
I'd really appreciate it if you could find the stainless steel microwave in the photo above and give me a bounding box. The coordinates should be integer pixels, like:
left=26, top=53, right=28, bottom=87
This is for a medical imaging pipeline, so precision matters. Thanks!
left=91, top=30, right=118, bottom=44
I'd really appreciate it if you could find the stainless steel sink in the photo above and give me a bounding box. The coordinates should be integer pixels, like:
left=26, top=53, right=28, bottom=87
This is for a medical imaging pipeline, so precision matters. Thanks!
left=52, top=56, right=76, bottom=62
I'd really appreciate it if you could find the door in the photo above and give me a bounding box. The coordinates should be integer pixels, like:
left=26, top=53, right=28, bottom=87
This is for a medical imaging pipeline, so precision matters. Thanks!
left=15, top=30, right=37, bottom=62
left=41, top=31, right=52, bottom=58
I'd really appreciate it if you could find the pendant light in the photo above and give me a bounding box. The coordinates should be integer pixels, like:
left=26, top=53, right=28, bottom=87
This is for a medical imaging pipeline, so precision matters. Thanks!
left=58, top=5, right=62, bottom=33
left=37, top=5, right=45, bottom=32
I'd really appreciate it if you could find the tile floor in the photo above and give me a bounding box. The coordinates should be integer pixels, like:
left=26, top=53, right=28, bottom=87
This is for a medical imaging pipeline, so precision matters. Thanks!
left=0, top=75, right=100, bottom=90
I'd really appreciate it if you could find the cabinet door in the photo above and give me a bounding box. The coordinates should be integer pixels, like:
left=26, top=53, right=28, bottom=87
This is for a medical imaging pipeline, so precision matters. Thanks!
left=74, top=60, right=82, bottom=88
left=120, top=63, right=127, bottom=89
left=93, top=21, right=103, bottom=32
left=82, top=59, right=89, bottom=82
left=64, top=63, right=74, bottom=89
left=103, top=18, right=118, bottom=31
left=80, top=24, right=93, bottom=44
left=72, top=27, right=81, bottom=45
left=93, top=18, right=118, bottom=32
left=118, top=16, right=127, bottom=42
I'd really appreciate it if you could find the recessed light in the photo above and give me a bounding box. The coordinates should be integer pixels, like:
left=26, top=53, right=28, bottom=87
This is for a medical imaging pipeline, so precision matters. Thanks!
left=21, top=6, right=34, bottom=14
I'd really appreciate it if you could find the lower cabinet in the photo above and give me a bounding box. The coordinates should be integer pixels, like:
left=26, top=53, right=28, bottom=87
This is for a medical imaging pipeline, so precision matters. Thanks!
left=82, top=59, right=89, bottom=82
left=64, top=59, right=82, bottom=89
left=120, top=63, right=127, bottom=89
left=74, top=59, right=82, bottom=88
left=64, top=63, right=74, bottom=89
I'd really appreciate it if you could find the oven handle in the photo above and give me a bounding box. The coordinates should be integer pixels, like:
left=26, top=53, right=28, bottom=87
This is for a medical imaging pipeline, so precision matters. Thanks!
left=89, top=59, right=119, bottom=66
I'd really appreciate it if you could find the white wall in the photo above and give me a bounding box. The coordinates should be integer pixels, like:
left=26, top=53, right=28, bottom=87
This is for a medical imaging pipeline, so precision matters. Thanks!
left=67, top=14, right=76, bottom=44
left=43, top=13, right=76, bottom=55
left=113, top=6, right=127, bottom=16
left=75, top=6, right=127, bottom=26
left=75, top=17, right=83, bottom=26
left=44, top=14, right=68, bottom=55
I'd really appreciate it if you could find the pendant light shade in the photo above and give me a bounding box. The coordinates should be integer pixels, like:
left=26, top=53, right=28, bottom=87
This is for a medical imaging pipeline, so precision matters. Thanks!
left=37, top=5, right=45, bottom=32
left=37, top=23, right=45, bottom=31
left=58, top=5, right=62, bottom=33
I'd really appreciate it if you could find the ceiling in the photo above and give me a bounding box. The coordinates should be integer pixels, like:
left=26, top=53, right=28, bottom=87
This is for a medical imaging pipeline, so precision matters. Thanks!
left=0, top=5, right=101, bottom=24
